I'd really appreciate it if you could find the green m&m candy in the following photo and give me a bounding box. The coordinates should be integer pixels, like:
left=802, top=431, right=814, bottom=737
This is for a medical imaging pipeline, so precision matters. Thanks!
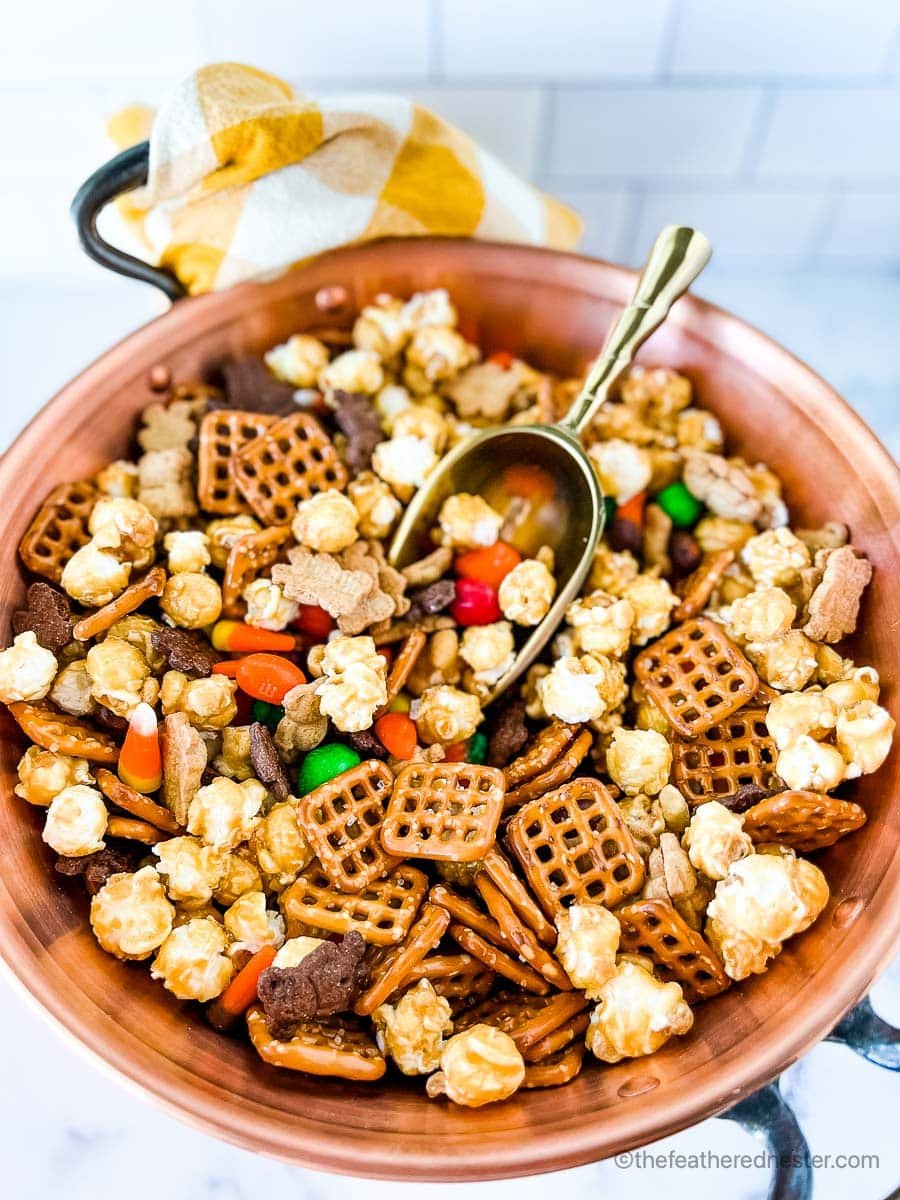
left=467, top=731, right=489, bottom=765
left=297, top=743, right=361, bottom=794
left=602, top=495, right=616, bottom=526
left=251, top=699, right=284, bottom=733
left=656, top=480, right=703, bottom=528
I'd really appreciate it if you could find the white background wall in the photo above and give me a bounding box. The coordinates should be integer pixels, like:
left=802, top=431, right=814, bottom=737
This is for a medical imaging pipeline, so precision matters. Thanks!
left=0, top=4, right=898, bottom=1198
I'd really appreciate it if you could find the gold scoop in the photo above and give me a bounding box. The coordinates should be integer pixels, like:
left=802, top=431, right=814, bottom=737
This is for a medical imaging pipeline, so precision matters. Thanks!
left=389, top=225, right=712, bottom=703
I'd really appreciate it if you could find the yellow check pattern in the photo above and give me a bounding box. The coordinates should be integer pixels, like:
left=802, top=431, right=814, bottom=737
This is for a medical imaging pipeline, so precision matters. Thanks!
left=113, top=63, right=582, bottom=295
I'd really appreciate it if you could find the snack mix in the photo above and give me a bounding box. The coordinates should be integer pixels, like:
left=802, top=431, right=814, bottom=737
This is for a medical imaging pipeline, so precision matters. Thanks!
left=4, top=289, right=893, bottom=1107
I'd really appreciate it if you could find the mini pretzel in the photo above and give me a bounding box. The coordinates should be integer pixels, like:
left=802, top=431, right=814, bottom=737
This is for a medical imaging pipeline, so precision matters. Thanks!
left=280, top=864, right=428, bottom=946
left=18, top=481, right=98, bottom=583
left=673, top=549, right=735, bottom=622
left=374, top=629, right=426, bottom=719
left=671, top=707, right=781, bottom=807
left=503, top=727, right=593, bottom=811
left=742, top=789, right=866, bottom=852
left=522, top=1042, right=585, bottom=1089
left=454, top=991, right=556, bottom=1037
left=233, top=411, right=348, bottom=525
left=296, top=759, right=397, bottom=893
left=73, top=566, right=167, bottom=641
left=617, top=898, right=730, bottom=1004
left=247, top=1006, right=386, bottom=1081
left=507, top=777, right=645, bottom=918
left=504, top=721, right=581, bottom=790
left=449, top=923, right=551, bottom=994
left=222, top=525, right=294, bottom=619
left=106, top=816, right=162, bottom=844
left=475, top=875, right=571, bottom=990
left=381, top=762, right=505, bottom=863
left=522, top=1010, right=590, bottom=1063
left=506, top=989, right=588, bottom=1055
left=481, top=847, right=556, bottom=947
left=354, top=901, right=450, bottom=1016
left=8, top=702, right=119, bottom=763
left=197, top=410, right=276, bottom=514
left=429, top=883, right=505, bottom=948
left=95, top=767, right=180, bottom=834
left=633, top=617, right=758, bottom=737
left=402, top=953, right=494, bottom=1002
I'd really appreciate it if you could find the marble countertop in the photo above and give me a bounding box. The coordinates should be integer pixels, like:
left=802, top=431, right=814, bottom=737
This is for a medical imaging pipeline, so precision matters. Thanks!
left=1, top=264, right=897, bottom=1200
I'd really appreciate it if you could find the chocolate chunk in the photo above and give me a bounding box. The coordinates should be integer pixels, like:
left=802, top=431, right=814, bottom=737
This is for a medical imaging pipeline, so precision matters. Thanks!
left=331, top=390, right=383, bottom=472
left=609, top=514, right=643, bottom=557
left=249, top=722, right=291, bottom=802
left=215, top=358, right=300, bottom=416
left=258, top=932, right=367, bottom=1040
left=94, top=705, right=128, bottom=736
left=720, top=783, right=772, bottom=813
left=55, top=846, right=137, bottom=895
left=151, top=625, right=221, bottom=676
left=12, top=582, right=73, bottom=650
left=670, top=529, right=703, bottom=577
left=347, top=728, right=389, bottom=760
left=487, top=697, right=530, bottom=768
left=407, top=579, right=456, bottom=621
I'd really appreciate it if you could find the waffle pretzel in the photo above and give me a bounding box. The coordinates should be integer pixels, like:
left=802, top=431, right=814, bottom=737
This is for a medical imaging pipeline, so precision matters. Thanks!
left=280, top=864, right=427, bottom=945
left=522, top=1042, right=585, bottom=1089
left=482, top=847, right=556, bottom=947
left=296, top=759, right=397, bottom=893
left=18, top=481, right=98, bottom=583
left=381, top=762, right=505, bottom=863
left=374, top=629, right=426, bottom=719
left=233, top=411, right=348, bottom=525
left=633, top=617, right=758, bottom=737
left=742, top=789, right=866, bottom=852
left=671, top=707, right=780, bottom=807
left=617, top=898, right=730, bottom=1004
left=95, top=768, right=180, bottom=834
left=475, top=875, right=571, bottom=990
left=673, top=549, right=735, bottom=622
left=197, top=410, right=276, bottom=514
left=8, top=702, right=119, bottom=763
left=449, top=924, right=550, bottom=994
left=354, top=901, right=450, bottom=1016
left=73, top=566, right=167, bottom=641
left=503, top=728, right=593, bottom=811
left=507, top=777, right=645, bottom=918
left=247, top=1006, right=386, bottom=1081
left=222, top=525, right=294, bottom=619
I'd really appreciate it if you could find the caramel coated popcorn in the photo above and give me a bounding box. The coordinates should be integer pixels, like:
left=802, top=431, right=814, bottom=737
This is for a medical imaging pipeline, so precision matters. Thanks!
left=4, top=289, right=890, bottom=1107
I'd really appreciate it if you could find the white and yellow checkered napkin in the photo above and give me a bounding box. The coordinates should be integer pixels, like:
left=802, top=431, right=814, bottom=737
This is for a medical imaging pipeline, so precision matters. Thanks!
left=113, top=63, right=582, bottom=295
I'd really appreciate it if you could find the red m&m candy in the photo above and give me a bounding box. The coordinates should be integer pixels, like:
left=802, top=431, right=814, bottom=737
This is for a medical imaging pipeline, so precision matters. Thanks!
left=451, top=577, right=501, bottom=626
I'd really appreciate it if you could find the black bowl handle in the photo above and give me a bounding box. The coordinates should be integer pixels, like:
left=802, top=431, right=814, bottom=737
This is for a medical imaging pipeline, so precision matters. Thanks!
left=70, top=142, right=187, bottom=302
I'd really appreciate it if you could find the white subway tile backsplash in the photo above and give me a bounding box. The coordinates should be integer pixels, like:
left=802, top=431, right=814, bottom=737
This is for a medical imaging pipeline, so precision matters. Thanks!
left=547, top=87, right=763, bottom=178
left=438, top=0, right=673, bottom=79
left=196, top=0, right=430, bottom=80
left=0, top=0, right=205, bottom=84
left=629, top=188, right=831, bottom=263
left=548, top=188, right=633, bottom=260
left=669, top=0, right=899, bottom=78
left=821, top=191, right=900, bottom=258
left=756, top=88, right=900, bottom=179
left=407, top=88, right=543, bottom=176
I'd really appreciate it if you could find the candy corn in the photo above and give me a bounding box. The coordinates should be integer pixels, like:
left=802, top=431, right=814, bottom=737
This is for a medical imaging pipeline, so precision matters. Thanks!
left=211, top=620, right=297, bottom=653
left=118, top=702, right=162, bottom=794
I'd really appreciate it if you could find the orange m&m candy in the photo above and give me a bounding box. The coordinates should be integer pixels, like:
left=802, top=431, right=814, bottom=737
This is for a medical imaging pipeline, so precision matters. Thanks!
left=455, top=541, right=522, bottom=589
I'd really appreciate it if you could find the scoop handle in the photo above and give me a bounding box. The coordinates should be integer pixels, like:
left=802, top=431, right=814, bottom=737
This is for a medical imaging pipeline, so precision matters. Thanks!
left=561, top=225, right=712, bottom=435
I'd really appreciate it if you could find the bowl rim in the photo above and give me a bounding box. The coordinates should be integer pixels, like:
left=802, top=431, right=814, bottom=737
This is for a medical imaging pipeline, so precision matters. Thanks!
left=0, top=236, right=898, bottom=1180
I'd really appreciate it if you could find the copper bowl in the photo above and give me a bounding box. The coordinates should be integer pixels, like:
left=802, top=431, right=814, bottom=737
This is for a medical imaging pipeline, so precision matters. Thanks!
left=0, top=238, right=898, bottom=1180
